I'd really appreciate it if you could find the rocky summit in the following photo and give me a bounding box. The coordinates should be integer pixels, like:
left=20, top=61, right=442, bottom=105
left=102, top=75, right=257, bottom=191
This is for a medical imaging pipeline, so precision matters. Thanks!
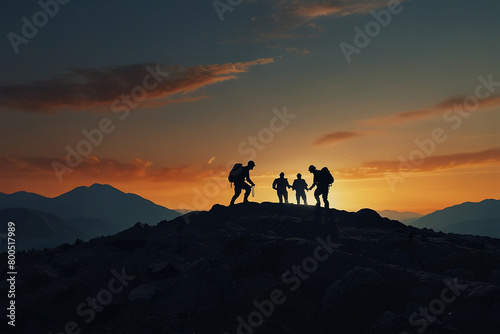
left=2, top=202, right=500, bottom=334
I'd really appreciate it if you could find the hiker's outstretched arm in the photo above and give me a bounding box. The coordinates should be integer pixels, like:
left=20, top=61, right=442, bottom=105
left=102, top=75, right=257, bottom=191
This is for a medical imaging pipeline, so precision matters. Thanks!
left=247, top=176, right=255, bottom=186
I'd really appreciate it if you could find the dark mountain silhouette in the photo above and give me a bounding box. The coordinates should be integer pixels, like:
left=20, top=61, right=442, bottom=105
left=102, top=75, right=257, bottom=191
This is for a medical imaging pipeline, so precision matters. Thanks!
left=2, top=203, right=499, bottom=334
left=0, top=183, right=181, bottom=236
left=411, top=199, right=500, bottom=237
left=378, top=210, right=423, bottom=225
left=0, top=208, right=91, bottom=250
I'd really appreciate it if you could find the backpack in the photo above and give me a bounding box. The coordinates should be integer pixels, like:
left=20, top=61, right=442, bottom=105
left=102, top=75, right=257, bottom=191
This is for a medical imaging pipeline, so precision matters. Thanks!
left=320, top=167, right=334, bottom=185
left=228, top=163, right=243, bottom=183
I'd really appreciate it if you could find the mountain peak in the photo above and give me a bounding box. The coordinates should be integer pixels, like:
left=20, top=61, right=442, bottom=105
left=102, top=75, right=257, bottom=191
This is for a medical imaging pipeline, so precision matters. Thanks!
left=66, top=183, right=120, bottom=194
left=0, top=184, right=181, bottom=250
left=88, top=183, right=116, bottom=190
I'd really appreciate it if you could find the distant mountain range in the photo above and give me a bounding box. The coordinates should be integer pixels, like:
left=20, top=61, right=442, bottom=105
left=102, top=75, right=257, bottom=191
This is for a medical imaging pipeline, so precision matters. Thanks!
left=378, top=210, right=423, bottom=225
left=0, top=208, right=91, bottom=250
left=408, top=199, right=500, bottom=238
left=0, top=184, right=181, bottom=249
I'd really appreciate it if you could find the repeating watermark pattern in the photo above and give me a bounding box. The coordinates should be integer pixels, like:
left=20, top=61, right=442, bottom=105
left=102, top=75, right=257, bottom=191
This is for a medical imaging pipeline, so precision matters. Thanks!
left=224, top=234, right=337, bottom=334
left=48, top=267, right=135, bottom=334
left=386, top=73, right=500, bottom=191
left=51, top=64, right=170, bottom=182
left=179, top=106, right=296, bottom=222
left=213, top=0, right=243, bottom=22
left=339, top=0, right=411, bottom=64
left=7, top=0, right=72, bottom=54
left=401, top=278, right=467, bottom=334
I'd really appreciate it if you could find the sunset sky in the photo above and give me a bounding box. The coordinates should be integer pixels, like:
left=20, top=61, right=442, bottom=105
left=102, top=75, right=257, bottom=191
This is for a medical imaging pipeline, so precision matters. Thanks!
left=1, top=0, right=499, bottom=214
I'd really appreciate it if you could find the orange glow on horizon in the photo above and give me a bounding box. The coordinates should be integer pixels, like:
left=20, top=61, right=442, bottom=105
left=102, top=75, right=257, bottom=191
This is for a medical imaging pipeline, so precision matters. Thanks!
left=3, top=162, right=498, bottom=217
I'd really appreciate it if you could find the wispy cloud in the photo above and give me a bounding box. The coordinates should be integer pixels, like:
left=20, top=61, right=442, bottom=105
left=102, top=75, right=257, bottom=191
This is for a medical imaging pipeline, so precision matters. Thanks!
left=0, top=155, right=222, bottom=183
left=285, top=47, right=312, bottom=55
left=362, top=94, right=500, bottom=126
left=313, top=131, right=364, bottom=146
left=250, top=0, right=411, bottom=41
left=337, top=147, right=500, bottom=179
left=0, top=58, right=274, bottom=114
left=266, top=43, right=312, bottom=55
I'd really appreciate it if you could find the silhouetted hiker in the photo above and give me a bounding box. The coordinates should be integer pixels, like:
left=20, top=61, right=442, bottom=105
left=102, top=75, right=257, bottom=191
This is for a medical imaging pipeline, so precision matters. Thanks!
left=272, top=172, right=291, bottom=204
left=229, top=160, right=256, bottom=205
left=308, top=165, right=334, bottom=208
left=292, top=173, right=308, bottom=205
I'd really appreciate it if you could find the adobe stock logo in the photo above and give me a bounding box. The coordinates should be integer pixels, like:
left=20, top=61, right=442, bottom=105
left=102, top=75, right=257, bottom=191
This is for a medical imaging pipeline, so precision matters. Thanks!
left=224, top=234, right=337, bottom=334
left=385, top=74, right=500, bottom=192
left=178, top=106, right=296, bottom=219
left=339, top=0, right=411, bottom=64
left=213, top=0, right=243, bottom=21
left=48, top=267, right=135, bottom=334
left=7, top=0, right=72, bottom=54
left=51, top=64, right=170, bottom=182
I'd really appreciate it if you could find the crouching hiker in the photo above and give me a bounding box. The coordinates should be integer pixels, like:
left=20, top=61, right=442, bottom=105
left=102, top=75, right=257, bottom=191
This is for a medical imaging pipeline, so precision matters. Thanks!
left=229, top=160, right=256, bottom=205
left=308, top=165, right=334, bottom=208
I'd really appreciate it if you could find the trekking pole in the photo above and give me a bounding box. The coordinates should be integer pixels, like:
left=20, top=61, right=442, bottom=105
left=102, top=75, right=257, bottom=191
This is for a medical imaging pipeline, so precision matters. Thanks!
left=252, top=185, right=255, bottom=197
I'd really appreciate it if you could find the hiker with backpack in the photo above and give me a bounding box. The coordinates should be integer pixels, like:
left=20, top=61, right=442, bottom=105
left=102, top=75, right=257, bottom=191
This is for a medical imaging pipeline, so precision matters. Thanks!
left=292, top=173, right=308, bottom=205
left=229, top=160, right=256, bottom=205
left=308, top=165, right=334, bottom=208
left=272, top=172, right=292, bottom=204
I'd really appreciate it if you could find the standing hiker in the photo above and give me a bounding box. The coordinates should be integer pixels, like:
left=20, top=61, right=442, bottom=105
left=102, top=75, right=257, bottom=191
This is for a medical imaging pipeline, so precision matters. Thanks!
left=292, top=173, right=308, bottom=205
left=308, top=165, right=334, bottom=208
left=272, top=172, right=292, bottom=204
left=229, top=160, right=256, bottom=205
